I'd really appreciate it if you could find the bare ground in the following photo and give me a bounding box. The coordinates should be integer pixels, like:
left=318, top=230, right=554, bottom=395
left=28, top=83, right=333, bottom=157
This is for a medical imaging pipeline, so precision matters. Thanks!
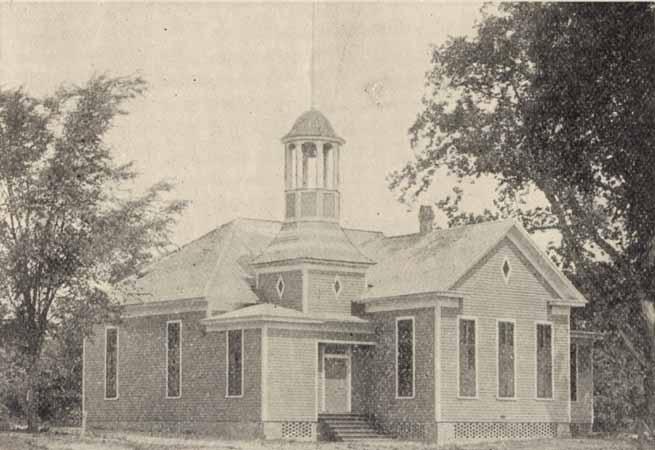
left=0, top=430, right=642, bottom=450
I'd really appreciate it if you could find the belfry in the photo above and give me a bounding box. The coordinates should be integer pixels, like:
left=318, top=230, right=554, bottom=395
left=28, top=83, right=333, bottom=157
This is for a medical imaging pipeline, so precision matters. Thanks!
left=251, top=109, right=373, bottom=312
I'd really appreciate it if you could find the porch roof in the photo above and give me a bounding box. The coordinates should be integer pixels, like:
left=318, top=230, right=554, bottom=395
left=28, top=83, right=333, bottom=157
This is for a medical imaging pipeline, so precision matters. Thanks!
left=202, top=303, right=371, bottom=329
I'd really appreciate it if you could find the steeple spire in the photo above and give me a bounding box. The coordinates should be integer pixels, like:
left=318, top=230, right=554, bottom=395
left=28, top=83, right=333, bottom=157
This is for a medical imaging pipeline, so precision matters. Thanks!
left=310, top=1, right=317, bottom=109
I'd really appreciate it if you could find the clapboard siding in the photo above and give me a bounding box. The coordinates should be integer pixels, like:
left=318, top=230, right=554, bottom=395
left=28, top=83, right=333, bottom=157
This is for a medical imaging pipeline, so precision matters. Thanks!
left=265, top=328, right=372, bottom=421
left=307, top=270, right=364, bottom=315
left=365, top=307, right=435, bottom=422
left=441, top=238, right=570, bottom=422
left=571, top=341, right=594, bottom=424
left=259, top=270, right=303, bottom=311
left=84, top=312, right=261, bottom=425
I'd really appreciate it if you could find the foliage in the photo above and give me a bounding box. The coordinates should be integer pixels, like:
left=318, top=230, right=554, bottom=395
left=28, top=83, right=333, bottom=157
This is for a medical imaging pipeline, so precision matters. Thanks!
left=0, top=75, right=188, bottom=429
left=390, top=3, right=655, bottom=430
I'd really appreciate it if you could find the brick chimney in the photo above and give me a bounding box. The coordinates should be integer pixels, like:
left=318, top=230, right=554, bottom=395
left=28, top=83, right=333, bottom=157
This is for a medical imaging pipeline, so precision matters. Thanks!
left=419, top=205, right=435, bottom=234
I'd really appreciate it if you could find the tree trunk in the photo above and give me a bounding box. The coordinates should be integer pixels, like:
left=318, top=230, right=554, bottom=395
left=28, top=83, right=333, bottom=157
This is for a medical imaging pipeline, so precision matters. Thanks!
left=25, top=355, right=40, bottom=433
left=644, top=365, right=655, bottom=432
left=641, top=300, right=655, bottom=433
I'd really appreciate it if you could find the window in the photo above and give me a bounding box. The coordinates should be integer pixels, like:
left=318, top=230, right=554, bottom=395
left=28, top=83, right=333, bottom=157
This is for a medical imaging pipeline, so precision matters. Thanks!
left=333, top=276, right=342, bottom=297
left=459, top=317, right=477, bottom=397
left=536, top=322, right=553, bottom=399
left=502, top=257, right=512, bottom=283
left=276, top=275, right=285, bottom=298
left=166, top=321, right=182, bottom=398
left=570, top=343, right=578, bottom=402
left=227, top=329, right=243, bottom=397
left=396, top=317, right=415, bottom=398
left=497, top=320, right=515, bottom=398
left=105, top=327, right=118, bottom=399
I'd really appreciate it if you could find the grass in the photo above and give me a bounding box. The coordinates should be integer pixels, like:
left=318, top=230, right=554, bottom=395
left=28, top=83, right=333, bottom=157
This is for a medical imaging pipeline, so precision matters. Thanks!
left=0, top=429, right=642, bottom=450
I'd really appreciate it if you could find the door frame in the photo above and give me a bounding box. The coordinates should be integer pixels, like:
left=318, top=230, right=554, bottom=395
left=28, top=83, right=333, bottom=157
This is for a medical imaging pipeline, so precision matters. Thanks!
left=321, top=347, right=352, bottom=413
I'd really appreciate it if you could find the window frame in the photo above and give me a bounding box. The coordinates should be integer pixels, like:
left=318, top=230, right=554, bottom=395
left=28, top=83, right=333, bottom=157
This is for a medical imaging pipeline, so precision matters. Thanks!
left=534, top=321, right=554, bottom=400
left=570, top=342, right=578, bottom=402
left=457, top=315, right=479, bottom=399
left=104, top=326, right=119, bottom=401
left=501, top=256, right=512, bottom=284
left=276, top=275, right=285, bottom=299
left=226, top=328, right=245, bottom=398
left=333, top=275, right=342, bottom=298
left=166, top=320, right=182, bottom=399
left=395, top=316, right=415, bottom=400
left=496, top=318, right=517, bottom=400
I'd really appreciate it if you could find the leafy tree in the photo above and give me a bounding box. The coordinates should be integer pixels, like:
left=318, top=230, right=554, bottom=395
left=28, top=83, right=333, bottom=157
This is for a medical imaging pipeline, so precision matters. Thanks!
left=0, top=75, right=187, bottom=431
left=390, top=3, right=655, bottom=429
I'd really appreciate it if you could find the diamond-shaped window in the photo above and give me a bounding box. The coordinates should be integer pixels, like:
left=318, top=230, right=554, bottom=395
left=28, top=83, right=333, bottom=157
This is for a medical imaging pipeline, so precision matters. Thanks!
left=333, top=277, right=342, bottom=296
left=502, top=258, right=511, bottom=283
left=276, top=275, right=285, bottom=298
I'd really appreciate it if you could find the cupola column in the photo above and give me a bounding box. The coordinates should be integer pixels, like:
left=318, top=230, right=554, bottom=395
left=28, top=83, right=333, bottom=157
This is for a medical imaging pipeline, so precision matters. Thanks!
left=316, top=141, right=325, bottom=188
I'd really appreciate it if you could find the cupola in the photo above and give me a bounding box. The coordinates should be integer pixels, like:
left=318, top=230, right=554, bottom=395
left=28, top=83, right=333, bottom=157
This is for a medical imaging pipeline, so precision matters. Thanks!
left=282, top=109, right=344, bottom=223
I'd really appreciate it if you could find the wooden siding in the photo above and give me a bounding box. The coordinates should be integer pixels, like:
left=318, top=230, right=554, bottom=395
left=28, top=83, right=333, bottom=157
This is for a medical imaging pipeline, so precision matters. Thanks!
left=441, top=238, right=570, bottom=422
left=571, top=341, right=594, bottom=424
left=307, top=270, right=364, bottom=316
left=265, top=328, right=372, bottom=421
left=84, top=312, right=261, bottom=425
left=351, top=346, right=373, bottom=414
left=365, top=307, right=435, bottom=423
left=258, top=270, right=303, bottom=311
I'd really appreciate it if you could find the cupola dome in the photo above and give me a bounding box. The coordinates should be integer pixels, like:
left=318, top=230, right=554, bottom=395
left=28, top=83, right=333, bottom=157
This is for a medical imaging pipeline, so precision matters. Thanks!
left=282, top=109, right=345, bottom=144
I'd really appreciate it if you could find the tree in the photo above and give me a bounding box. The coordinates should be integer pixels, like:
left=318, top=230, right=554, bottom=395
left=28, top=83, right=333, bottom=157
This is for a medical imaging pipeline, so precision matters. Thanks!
left=389, top=3, right=655, bottom=429
left=0, top=75, right=188, bottom=430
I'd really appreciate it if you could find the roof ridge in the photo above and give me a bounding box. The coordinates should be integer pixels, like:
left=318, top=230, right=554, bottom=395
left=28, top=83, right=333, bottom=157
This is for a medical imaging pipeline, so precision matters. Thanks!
left=384, top=217, right=515, bottom=240
left=169, top=219, right=234, bottom=253
left=234, top=216, right=283, bottom=225
left=343, top=225, right=384, bottom=235
left=338, top=226, right=376, bottom=265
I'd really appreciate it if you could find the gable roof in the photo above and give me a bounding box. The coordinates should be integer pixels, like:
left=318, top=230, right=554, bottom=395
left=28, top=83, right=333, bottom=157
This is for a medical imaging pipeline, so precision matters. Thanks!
left=359, top=219, right=587, bottom=306
left=359, top=219, right=515, bottom=300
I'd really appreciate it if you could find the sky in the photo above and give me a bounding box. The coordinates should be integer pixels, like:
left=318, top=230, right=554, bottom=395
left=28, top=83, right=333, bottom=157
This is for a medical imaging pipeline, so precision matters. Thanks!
left=0, top=2, right=492, bottom=246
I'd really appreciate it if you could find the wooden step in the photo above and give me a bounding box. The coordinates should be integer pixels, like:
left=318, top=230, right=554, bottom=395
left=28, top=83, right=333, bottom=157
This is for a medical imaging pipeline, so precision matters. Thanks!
left=319, top=414, right=368, bottom=420
left=318, top=413, right=394, bottom=442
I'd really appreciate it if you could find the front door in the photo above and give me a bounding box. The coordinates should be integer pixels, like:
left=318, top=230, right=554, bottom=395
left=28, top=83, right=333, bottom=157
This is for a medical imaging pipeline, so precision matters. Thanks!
left=323, top=355, right=350, bottom=413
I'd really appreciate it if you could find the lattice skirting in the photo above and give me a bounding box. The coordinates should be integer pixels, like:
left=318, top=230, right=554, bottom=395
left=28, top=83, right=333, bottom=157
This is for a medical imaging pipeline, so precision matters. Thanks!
left=453, top=422, right=558, bottom=441
left=281, top=421, right=315, bottom=440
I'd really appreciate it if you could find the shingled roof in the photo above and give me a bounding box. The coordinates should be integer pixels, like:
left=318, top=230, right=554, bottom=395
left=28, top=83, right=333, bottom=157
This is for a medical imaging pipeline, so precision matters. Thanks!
left=359, top=219, right=516, bottom=300
left=122, top=218, right=382, bottom=312
left=359, top=219, right=586, bottom=305
left=282, top=109, right=345, bottom=144
left=123, top=217, right=585, bottom=314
